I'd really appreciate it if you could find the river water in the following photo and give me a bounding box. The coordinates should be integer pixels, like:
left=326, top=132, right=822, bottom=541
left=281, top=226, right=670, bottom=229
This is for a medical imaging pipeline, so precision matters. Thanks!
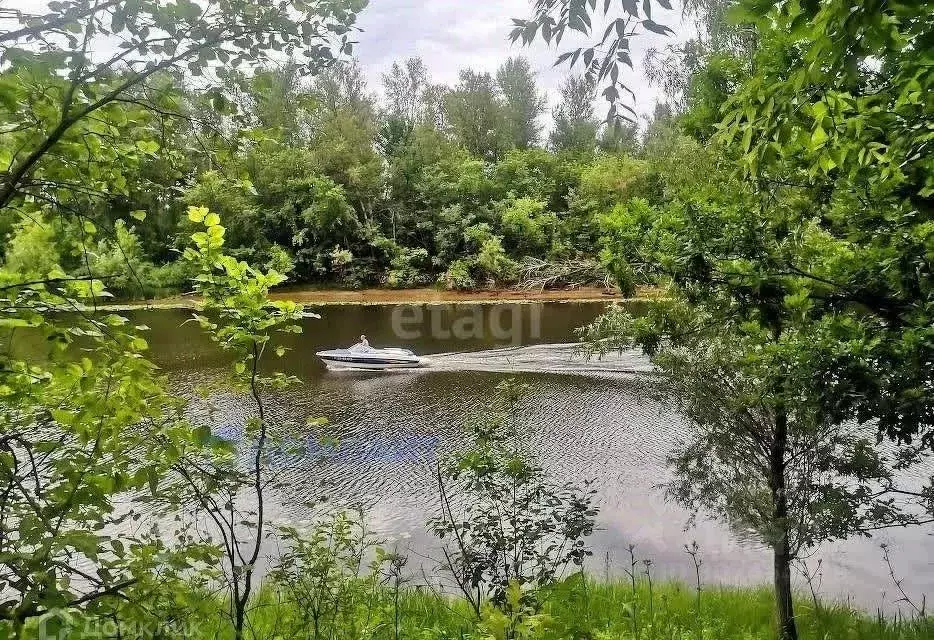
left=133, top=302, right=932, bottom=610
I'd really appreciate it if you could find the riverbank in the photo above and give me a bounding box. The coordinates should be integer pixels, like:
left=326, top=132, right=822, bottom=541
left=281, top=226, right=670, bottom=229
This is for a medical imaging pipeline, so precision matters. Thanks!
left=54, top=577, right=931, bottom=639
left=99, top=285, right=662, bottom=310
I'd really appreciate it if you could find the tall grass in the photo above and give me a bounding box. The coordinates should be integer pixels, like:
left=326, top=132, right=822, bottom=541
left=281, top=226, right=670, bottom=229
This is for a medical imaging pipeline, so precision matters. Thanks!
left=57, top=576, right=933, bottom=639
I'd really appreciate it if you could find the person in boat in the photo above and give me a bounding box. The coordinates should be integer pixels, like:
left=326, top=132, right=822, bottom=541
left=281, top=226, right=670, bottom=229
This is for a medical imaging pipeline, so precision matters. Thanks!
left=350, top=334, right=371, bottom=352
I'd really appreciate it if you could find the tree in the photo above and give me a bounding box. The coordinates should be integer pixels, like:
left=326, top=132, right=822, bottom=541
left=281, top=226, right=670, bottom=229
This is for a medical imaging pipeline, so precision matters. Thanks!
left=444, top=69, right=509, bottom=162
left=499, top=197, right=556, bottom=257
left=310, top=57, right=377, bottom=125
left=577, top=117, right=934, bottom=637
left=496, top=57, right=547, bottom=150
left=240, top=62, right=317, bottom=146
left=0, top=0, right=365, bottom=215
left=643, top=0, right=756, bottom=115
left=1, top=215, right=61, bottom=277
left=598, top=121, right=639, bottom=154
left=719, top=0, right=934, bottom=448
left=521, top=4, right=932, bottom=635
left=550, top=75, right=598, bottom=153
left=176, top=206, right=304, bottom=640
left=580, top=301, right=910, bottom=640
left=379, top=57, right=433, bottom=156
left=421, top=82, right=450, bottom=131
left=0, top=2, right=363, bottom=634
left=0, top=240, right=215, bottom=637
left=382, top=57, right=431, bottom=127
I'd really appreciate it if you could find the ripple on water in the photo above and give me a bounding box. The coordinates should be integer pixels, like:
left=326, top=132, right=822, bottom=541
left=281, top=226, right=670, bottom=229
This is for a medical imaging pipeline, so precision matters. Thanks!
left=166, top=342, right=934, bottom=611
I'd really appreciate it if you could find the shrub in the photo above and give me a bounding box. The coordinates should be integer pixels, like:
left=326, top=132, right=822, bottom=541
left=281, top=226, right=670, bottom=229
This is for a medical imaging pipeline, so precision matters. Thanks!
left=574, top=154, right=650, bottom=212
left=266, top=243, right=296, bottom=277
left=143, top=259, right=198, bottom=296
left=499, top=197, right=556, bottom=257
left=387, top=246, right=432, bottom=288
left=444, top=258, right=476, bottom=290
left=475, top=236, right=517, bottom=285
left=271, top=511, right=402, bottom=640
left=596, top=197, right=659, bottom=295
left=429, top=380, right=598, bottom=623
left=2, top=215, right=61, bottom=277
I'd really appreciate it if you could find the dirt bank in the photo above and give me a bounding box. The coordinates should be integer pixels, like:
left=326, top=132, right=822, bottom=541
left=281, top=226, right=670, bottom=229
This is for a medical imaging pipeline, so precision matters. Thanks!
left=100, top=286, right=661, bottom=310
left=269, top=286, right=658, bottom=306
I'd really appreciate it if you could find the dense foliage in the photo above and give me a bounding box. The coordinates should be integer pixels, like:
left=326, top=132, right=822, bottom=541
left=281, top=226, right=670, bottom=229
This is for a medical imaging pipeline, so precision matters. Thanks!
left=0, top=27, right=672, bottom=298
left=523, top=0, right=933, bottom=639
left=1, top=0, right=932, bottom=639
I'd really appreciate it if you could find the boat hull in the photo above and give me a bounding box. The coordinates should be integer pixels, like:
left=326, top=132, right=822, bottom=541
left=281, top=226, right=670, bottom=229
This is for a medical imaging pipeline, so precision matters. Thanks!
left=316, top=348, right=427, bottom=370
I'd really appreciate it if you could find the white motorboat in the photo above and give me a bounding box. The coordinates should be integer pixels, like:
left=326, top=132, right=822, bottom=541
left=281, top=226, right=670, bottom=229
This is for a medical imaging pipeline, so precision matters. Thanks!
left=316, top=345, right=428, bottom=370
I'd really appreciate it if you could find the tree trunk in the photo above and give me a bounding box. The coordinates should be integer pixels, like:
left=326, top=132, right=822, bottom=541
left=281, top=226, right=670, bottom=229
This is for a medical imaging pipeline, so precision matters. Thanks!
left=773, top=537, right=797, bottom=640
left=770, top=407, right=798, bottom=640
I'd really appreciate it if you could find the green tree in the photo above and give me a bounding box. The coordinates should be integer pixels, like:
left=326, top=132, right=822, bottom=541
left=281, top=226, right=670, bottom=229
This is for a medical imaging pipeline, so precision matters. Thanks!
left=1, top=215, right=61, bottom=277
left=580, top=302, right=909, bottom=640
left=718, top=0, right=934, bottom=448
left=0, top=249, right=215, bottom=637
left=382, top=57, right=432, bottom=127
left=239, top=62, right=317, bottom=146
left=550, top=75, right=598, bottom=153
left=310, top=58, right=377, bottom=125
left=496, top=57, right=547, bottom=150
left=178, top=206, right=304, bottom=640
left=598, top=121, right=639, bottom=154
left=499, top=197, right=556, bottom=257
left=0, top=0, right=365, bottom=215
left=444, top=69, right=509, bottom=161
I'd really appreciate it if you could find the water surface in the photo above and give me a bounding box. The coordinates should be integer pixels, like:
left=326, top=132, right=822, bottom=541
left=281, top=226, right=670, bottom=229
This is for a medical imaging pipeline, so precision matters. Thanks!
left=135, top=302, right=934, bottom=610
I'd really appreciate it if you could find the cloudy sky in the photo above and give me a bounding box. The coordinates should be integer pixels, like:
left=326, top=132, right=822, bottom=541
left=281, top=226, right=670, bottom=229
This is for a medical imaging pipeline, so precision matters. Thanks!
left=353, top=1, right=694, bottom=124
left=4, top=0, right=694, bottom=126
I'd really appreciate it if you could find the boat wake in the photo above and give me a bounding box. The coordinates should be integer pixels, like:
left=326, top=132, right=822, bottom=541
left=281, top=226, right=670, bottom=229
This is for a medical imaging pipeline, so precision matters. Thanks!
left=423, top=343, right=653, bottom=378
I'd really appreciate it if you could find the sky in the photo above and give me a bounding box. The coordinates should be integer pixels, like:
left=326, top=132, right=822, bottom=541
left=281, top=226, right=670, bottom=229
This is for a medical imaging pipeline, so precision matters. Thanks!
left=353, top=0, right=694, bottom=125
left=3, top=0, right=695, bottom=127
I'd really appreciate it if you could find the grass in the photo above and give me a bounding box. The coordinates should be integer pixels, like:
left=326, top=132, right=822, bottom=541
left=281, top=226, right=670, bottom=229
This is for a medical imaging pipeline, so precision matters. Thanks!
left=48, top=576, right=933, bottom=640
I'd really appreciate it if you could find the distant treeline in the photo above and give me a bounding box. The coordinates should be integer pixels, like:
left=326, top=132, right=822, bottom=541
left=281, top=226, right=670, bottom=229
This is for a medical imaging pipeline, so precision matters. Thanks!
left=0, top=56, right=689, bottom=298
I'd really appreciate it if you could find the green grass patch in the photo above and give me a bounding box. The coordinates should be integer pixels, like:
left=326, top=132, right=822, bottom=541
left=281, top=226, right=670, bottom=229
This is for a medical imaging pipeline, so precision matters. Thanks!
left=40, top=576, right=933, bottom=639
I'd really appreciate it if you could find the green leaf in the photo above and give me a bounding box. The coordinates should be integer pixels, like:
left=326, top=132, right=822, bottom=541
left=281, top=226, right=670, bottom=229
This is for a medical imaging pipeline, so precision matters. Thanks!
left=187, top=206, right=208, bottom=223
left=130, top=209, right=147, bottom=221
left=135, top=140, right=160, bottom=154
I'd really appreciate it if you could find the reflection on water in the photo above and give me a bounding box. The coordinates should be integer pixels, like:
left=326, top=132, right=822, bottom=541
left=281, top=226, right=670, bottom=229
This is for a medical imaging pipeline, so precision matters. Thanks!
left=119, top=304, right=934, bottom=608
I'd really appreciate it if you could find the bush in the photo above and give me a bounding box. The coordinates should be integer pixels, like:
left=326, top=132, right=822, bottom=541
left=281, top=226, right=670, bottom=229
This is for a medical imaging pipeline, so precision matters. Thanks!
left=430, top=380, right=598, bottom=622
left=499, top=197, right=556, bottom=257
left=475, top=236, right=516, bottom=285
left=378, top=243, right=431, bottom=288
left=264, top=243, right=296, bottom=277
left=596, top=197, right=659, bottom=295
left=271, top=511, right=407, bottom=640
left=444, top=258, right=476, bottom=290
left=2, top=215, right=61, bottom=278
left=574, top=154, right=650, bottom=212
left=62, top=218, right=157, bottom=299
left=142, top=259, right=198, bottom=297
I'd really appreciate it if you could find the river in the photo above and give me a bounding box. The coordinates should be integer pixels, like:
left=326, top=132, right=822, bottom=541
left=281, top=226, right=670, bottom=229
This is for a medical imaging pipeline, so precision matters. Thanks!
left=131, top=302, right=933, bottom=610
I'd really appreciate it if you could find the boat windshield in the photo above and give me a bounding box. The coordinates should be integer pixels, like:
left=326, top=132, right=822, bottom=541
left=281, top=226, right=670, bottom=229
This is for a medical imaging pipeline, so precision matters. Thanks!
left=348, top=342, right=372, bottom=353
